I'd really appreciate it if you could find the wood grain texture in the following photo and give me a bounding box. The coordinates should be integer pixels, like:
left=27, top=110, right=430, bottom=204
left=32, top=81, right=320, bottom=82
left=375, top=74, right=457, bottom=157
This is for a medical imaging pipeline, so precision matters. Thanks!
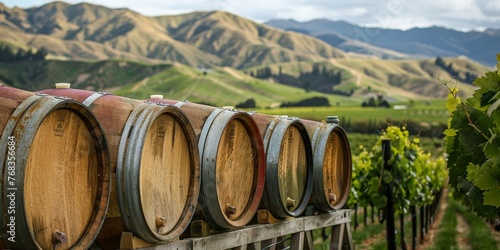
left=39, top=89, right=142, bottom=245
left=24, top=109, right=98, bottom=249
left=39, top=89, right=139, bottom=175
left=0, top=86, right=34, bottom=135
left=0, top=89, right=110, bottom=249
left=278, top=126, right=307, bottom=212
left=323, top=130, right=346, bottom=207
left=140, top=113, right=191, bottom=234
left=144, top=99, right=217, bottom=139
left=175, top=102, right=217, bottom=139
left=216, top=119, right=255, bottom=221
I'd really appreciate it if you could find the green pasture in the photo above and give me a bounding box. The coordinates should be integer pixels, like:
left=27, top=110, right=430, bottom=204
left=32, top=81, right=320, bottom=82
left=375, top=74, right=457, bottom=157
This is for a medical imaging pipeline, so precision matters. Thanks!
left=254, top=101, right=448, bottom=124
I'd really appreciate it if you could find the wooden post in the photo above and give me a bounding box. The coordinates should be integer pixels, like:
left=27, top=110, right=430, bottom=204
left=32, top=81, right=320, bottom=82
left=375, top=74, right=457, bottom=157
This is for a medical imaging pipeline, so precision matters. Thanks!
left=261, top=238, right=277, bottom=250
left=354, top=204, right=359, bottom=230
left=411, top=205, right=417, bottom=250
left=371, top=203, right=375, bottom=223
left=290, top=232, right=304, bottom=250
left=330, top=223, right=353, bottom=250
left=400, top=213, right=407, bottom=250
left=420, top=206, right=425, bottom=242
left=304, top=231, right=313, bottom=250
left=426, top=205, right=431, bottom=233
left=247, top=242, right=261, bottom=250
left=382, top=139, right=396, bottom=250
left=363, top=206, right=368, bottom=226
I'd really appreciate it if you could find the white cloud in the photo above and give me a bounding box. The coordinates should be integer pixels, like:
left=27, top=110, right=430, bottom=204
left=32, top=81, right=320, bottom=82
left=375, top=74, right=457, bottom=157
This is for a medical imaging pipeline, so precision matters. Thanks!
left=477, top=0, right=500, bottom=16
left=350, top=7, right=368, bottom=17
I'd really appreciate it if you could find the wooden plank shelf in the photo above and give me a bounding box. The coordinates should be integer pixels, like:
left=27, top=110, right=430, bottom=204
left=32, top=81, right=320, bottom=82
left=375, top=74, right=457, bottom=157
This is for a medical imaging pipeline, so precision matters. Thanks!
left=121, top=209, right=352, bottom=250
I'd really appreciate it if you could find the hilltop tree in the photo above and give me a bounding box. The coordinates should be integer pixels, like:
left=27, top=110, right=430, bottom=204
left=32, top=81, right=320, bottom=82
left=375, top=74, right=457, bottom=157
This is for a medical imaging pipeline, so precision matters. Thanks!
left=235, top=98, right=256, bottom=108
left=0, top=45, right=47, bottom=62
left=361, top=95, right=390, bottom=108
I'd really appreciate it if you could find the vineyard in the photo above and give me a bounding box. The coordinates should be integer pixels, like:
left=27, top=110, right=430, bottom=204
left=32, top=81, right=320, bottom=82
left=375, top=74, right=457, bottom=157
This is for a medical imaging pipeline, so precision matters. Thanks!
left=330, top=55, right=500, bottom=249
left=342, top=126, right=447, bottom=250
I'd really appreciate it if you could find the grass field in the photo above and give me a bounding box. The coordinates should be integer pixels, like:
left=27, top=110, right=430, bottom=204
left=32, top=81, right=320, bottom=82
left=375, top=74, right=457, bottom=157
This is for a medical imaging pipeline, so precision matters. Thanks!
left=255, top=105, right=448, bottom=124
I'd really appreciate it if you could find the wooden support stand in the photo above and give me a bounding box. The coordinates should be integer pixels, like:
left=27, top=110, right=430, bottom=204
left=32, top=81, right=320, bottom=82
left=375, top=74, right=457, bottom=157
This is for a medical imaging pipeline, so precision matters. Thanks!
left=120, top=209, right=352, bottom=250
left=190, top=220, right=216, bottom=237
left=118, top=232, right=179, bottom=249
left=256, top=209, right=293, bottom=224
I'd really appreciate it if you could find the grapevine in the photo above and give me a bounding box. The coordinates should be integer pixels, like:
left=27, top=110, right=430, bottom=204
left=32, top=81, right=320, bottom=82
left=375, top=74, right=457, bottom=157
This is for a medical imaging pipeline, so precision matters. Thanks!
left=350, top=126, right=447, bottom=215
left=444, top=54, right=500, bottom=219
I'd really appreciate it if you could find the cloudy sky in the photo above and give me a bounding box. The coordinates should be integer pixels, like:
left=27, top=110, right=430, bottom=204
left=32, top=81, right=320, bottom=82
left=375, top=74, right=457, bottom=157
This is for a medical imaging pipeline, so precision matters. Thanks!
left=4, top=0, right=500, bottom=31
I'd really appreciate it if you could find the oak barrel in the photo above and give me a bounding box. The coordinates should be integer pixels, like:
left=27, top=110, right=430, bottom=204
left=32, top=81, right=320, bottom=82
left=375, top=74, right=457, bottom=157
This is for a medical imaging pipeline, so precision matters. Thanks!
left=0, top=85, right=111, bottom=249
left=302, top=118, right=352, bottom=211
left=251, top=113, right=313, bottom=219
left=147, top=97, right=266, bottom=229
left=40, top=86, right=200, bottom=247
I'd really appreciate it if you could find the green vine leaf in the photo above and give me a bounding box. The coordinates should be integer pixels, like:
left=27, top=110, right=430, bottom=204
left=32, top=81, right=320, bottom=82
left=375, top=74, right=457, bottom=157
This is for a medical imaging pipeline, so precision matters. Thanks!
left=445, top=55, right=500, bottom=216
left=483, top=188, right=500, bottom=207
left=487, top=98, right=500, bottom=117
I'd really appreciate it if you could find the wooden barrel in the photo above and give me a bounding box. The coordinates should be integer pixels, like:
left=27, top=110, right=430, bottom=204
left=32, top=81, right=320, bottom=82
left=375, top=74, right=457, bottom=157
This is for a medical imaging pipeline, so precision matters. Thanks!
left=147, top=97, right=266, bottom=229
left=0, top=85, right=111, bottom=249
left=302, top=118, right=352, bottom=211
left=39, top=86, right=200, bottom=247
left=251, top=113, right=313, bottom=219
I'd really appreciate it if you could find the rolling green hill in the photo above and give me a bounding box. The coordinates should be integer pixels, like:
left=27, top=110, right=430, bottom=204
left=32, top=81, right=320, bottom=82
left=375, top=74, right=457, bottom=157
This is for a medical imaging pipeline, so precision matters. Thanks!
left=0, top=59, right=358, bottom=108
left=0, top=56, right=490, bottom=108
left=114, top=64, right=359, bottom=107
left=0, top=59, right=171, bottom=91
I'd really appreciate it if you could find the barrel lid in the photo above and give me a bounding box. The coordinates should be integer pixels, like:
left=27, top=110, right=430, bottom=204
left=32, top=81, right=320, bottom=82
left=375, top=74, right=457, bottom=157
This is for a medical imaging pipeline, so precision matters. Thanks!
left=55, top=83, right=71, bottom=89
left=326, top=116, right=340, bottom=125
left=274, top=115, right=288, bottom=118
left=150, top=94, right=164, bottom=99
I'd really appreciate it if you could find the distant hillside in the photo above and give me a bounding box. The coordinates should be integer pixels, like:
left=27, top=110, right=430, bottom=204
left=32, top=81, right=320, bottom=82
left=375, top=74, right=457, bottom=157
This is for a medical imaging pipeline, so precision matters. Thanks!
left=244, top=57, right=490, bottom=99
left=0, top=2, right=346, bottom=68
left=0, top=58, right=361, bottom=107
left=266, top=19, right=500, bottom=66
left=0, top=59, right=171, bottom=91
left=0, top=55, right=491, bottom=108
